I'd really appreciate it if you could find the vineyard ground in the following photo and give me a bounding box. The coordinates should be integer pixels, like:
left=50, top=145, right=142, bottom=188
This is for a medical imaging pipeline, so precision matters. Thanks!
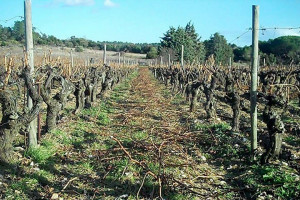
left=0, top=67, right=299, bottom=199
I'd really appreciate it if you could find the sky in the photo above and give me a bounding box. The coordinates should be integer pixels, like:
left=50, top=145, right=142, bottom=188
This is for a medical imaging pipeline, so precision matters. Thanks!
left=0, top=0, right=300, bottom=46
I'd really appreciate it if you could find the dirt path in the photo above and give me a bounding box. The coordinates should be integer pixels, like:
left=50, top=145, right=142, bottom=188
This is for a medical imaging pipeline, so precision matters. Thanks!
left=99, top=67, right=236, bottom=199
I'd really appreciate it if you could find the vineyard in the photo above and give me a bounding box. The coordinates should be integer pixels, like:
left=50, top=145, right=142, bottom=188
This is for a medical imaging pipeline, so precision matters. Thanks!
left=0, top=1, right=300, bottom=200
left=0, top=49, right=299, bottom=199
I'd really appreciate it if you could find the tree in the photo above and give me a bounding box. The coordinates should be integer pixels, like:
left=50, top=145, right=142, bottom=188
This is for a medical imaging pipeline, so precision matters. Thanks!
left=159, top=22, right=206, bottom=64
left=146, top=47, right=158, bottom=59
left=204, top=33, right=233, bottom=66
left=12, top=20, right=25, bottom=42
left=259, top=36, right=300, bottom=64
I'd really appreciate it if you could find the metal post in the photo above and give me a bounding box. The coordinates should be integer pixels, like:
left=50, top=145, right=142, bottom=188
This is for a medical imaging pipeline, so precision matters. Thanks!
left=181, top=45, right=184, bottom=68
left=229, top=57, right=232, bottom=68
left=250, top=5, right=259, bottom=155
left=103, top=43, right=107, bottom=65
left=25, top=0, right=37, bottom=147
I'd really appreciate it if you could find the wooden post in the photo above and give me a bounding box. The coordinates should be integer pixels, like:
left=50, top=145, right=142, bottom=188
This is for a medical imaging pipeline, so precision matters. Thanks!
left=70, top=50, right=74, bottom=68
left=37, top=83, right=41, bottom=142
left=25, top=0, right=37, bottom=147
left=263, top=57, right=266, bottom=67
left=181, top=45, right=184, bottom=68
left=160, top=56, right=163, bottom=66
left=4, top=55, right=7, bottom=70
left=250, top=5, right=259, bottom=155
left=229, top=57, right=232, bottom=69
left=123, top=54, right=125, bottom=67
left=168, top=54, right=171, bottom=67
left=103, top=43, right=107, bottom=65
left=118, top=52, right=121, bottom=66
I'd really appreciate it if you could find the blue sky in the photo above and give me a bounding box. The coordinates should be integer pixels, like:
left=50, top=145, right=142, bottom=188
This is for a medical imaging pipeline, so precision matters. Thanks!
left=0, top=0, right=300, bottom=46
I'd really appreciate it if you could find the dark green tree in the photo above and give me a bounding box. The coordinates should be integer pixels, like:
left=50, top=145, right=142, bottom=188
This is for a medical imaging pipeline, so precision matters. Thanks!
left=12, top=20, right=25, bottom=42
left=146, top=47, right=158, bottom=59
left=159, top=22, right=205, bottom=64
left=204, top=32, right=234, bottom=66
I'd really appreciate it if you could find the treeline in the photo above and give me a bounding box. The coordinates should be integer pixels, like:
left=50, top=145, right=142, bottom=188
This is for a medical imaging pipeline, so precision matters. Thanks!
left=0, top=20, right=159, bottom=55
left=159, top=22, right=300, bottom=65
left=1, top=20, right=300, bottom=64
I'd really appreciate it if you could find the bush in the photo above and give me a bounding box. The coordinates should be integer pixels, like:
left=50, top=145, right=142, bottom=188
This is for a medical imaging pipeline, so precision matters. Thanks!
left=75, top=46, right=84, bottom=52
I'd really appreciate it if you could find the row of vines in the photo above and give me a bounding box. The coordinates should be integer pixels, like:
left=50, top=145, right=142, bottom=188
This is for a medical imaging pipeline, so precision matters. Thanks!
left=150, top=63, right=300, bottom=165
left=0, top=53, right=136, bottom=164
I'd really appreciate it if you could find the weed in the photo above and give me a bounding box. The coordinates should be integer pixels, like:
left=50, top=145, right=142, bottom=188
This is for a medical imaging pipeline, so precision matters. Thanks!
left=284, top=136, right=300, bottom=146
left=131, top=131, right=148, bottom=141
left=243, top=165, right=300, bottom=199
left=24, top=145, right=56, bottom=165
left=98, top=112, right=110, bottom=125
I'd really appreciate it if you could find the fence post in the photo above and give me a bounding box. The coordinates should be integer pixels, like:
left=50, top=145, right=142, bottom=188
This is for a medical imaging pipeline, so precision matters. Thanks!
left=25, top=0, right=37, bottom=147
left=250, top=5, right=259, bottom=157
left=181, top=45, right=184, bottom=68
left=103, top=43, right=107, bottom=65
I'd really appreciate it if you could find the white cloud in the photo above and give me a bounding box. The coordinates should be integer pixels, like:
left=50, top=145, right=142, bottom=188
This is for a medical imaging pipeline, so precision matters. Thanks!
left=57, top=0, right=95, bottom=6
left=104, top=0, right=117, bottom=7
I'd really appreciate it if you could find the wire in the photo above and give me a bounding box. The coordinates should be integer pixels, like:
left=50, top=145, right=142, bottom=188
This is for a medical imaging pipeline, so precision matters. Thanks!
left=229, top=28, right=251, bottom=44
left=259, top=26, right=300, bottom=31
left=0, top=16, right=24, bottom=23
left=229, top=26, right=300, bottom=44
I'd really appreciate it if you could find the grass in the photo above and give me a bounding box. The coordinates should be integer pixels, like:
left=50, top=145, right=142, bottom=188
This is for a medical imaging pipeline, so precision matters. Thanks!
left=284, top=135, right=300, bottom=146
left=242, top=165, right=300, bottom=199
left=24, top=140, right=57, bottom=165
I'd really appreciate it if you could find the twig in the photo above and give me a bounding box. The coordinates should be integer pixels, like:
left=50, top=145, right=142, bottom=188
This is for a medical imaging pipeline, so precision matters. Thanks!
left=111, top=136, right=158, bottom=179
left=136, top=172, right=149, bottom=200
left=62, top=177, right=78, bottom=191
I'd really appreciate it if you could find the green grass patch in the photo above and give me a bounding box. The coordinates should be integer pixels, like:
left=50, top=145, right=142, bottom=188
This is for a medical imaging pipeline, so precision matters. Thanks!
left=243, top=165, right=300, bottom=199
left=284, top=135, right=300, bottom=146
left=131, top=131, right=148, bottom=141
left=5, top=177, right=39, bottom=200
left=24, top=142, right=57, bottom=165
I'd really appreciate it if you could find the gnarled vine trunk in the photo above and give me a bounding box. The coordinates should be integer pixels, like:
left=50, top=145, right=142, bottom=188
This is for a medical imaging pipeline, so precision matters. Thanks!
left=0, top=67, right=42, bottom=164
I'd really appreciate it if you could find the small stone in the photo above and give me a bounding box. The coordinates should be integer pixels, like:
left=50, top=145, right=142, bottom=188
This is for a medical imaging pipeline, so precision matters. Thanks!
left=51, top=193, right=59, bottom=199
left=15, top=147, right=24, bottom=151
left=220, top=181, right=226, bottom=185
left=282, top=162, right=288, bottom=166
left=200, top=156, right=207, bottom=161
